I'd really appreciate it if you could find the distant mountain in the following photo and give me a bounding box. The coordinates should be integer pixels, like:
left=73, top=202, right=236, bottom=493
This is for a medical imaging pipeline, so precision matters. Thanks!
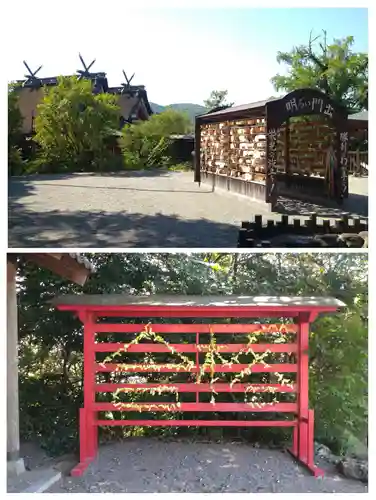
left=150, top=102, right=207, bottom=121
left=150, top=103, right=166, bottom=114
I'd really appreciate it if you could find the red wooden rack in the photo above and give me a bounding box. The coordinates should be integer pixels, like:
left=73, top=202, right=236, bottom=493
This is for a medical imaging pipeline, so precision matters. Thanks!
left=53, top=295, right=344, bottom=477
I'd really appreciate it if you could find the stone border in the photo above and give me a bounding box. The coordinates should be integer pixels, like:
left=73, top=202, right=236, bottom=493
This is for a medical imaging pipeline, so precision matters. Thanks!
left=23, top=470, right=62, bottom=493
left=7, top=468, right=62, bottom=493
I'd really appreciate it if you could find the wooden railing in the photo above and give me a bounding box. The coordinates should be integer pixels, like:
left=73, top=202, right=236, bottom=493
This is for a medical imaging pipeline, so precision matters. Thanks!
left=348, top=150, right=368, bottom=176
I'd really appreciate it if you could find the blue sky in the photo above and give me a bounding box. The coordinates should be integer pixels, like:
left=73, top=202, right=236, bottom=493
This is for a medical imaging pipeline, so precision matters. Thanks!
left=7, top=5, right=368, bottom=106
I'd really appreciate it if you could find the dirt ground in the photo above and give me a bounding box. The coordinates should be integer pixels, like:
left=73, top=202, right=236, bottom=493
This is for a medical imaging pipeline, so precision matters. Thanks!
left=47, top=438, right=367, bottom=493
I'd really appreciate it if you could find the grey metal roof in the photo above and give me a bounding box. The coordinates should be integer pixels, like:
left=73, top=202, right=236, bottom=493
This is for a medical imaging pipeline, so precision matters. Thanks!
left=198, top=97, right=279, bottom=119
left=52, top=294, right=345, bottom=308
left=199, top=95, right=368, bottom=122
left=348, top=110, right=368, bottom=121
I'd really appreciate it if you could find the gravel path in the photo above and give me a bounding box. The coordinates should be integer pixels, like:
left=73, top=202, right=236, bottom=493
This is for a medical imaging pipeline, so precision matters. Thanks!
left=46, top=438, right=367, bottom=493
left=8, top=171, right=368, bottom=248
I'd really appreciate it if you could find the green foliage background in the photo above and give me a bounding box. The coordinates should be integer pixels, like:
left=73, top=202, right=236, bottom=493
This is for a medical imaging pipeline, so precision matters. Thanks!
left=8, top=32, right=368, bottom=176
left=271, top=33, right=368, bottom=111
left=17, top=253, right=367, bottom=457
left=203, top=90, right=234, bottom=111
left=8, top=84, right=25, bottom=175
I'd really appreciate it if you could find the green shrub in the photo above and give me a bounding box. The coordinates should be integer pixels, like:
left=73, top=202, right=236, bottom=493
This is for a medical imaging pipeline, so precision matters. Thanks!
left=34, top=76, right=121, bottom=173
left=8, top=84, right=25, bottom=175
left=119, top=109, right=191, bottom=169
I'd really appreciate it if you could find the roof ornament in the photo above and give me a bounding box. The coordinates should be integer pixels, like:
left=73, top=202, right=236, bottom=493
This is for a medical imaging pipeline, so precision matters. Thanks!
left=22, top=60, right=43, bottom=88
left=77, top=53, right=96, bottom=80
left=121, top=70, right=137, bottom=97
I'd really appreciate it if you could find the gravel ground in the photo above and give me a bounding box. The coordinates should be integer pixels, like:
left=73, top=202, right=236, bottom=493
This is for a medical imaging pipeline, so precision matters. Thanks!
left=46, top=438, right=367, bottom=493
left=8, top=171, right=368, bottom=248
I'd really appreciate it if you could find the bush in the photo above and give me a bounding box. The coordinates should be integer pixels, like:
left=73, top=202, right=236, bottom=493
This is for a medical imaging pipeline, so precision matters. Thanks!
left=34, top=76, right=121, bottom=173
left=310, top=307, right=368, bottom=455
left=8, top=84, right=25, bottom=175
left=119, top=109, right=191, bottom=169
left=19, top=376, right=82, bottom=456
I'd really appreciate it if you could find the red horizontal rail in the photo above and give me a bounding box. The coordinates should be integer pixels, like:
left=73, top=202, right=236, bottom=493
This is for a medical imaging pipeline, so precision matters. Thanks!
left=95, top=419, right=297, bottom=427
left=95, top=383, right=296, bottom=393
left=94, top=402, right=297, bottom=412
left=96, top=363, right=298, bottom=373
left=94, top=323, right=298, bottom=333
left=94, top=343, right=297, bottom=353
left=90, top=310, right=305, bottom=318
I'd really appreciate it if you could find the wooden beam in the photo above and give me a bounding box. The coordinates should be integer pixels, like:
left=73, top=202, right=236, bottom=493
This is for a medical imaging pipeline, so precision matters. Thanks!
left=194, top=117, right=201, bottom=183
left=24, top=253, right=91, bottom=285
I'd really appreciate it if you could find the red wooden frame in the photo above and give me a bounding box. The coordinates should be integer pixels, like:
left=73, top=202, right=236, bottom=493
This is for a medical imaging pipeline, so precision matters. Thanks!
left=55, top=300, right=341, bottom=478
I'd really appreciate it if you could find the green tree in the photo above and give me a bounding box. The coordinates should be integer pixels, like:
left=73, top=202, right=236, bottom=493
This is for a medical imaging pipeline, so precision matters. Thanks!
left=33, top=76, right=121, bottom=172
left=203, top=90, right=234, bottom=111
left=119, top=108, right=192, bottom=168
left=271, top=31, right=368, bottom=111
left=8, top=83, right=24, bottom=175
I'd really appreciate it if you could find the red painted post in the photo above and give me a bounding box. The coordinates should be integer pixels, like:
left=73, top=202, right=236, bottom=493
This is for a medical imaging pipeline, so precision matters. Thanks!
left=79, top=408, right=87, bottom=464
left=83, top=313, right=96, bottom=460
left=307, top=409, right=314, bottom=468
left=196, top=331, right=200, bottom=403
left=292, top=425, right=298, bottom=455
left=297, top=316, right=310, bottom=464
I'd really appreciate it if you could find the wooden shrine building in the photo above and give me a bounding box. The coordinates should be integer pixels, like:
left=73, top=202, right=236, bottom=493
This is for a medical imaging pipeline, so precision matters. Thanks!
left=14, top=56, right=153, bottom=136
left=195, top=88, right=361, bottom=206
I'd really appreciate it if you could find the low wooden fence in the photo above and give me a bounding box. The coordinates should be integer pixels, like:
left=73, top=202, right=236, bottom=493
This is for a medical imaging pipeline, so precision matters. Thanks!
left=348, top=151, right=368, bottom=176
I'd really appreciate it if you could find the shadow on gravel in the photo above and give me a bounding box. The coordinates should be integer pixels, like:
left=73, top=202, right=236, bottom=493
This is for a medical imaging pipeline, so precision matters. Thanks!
left=274, top=193, right=368, bottom=218
left=8, top=204, right=239, bottom=248
left=8, top=178, right=38, bottom=203
left=9, top=169, right=173, bottom=182
left=13, top=182, right=208, bottom=195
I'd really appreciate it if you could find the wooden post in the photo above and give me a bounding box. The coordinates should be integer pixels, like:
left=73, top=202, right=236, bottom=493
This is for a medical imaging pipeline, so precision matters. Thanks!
left=292, top=425, right=299, bottom=456
left=194, top=118, right=201, bottom=184
left=265, top=111, right=271, bottom=203
left=285, top=118, right=290, bottom=185
left=82, top=313, right=97, bottom=461
left=79, top=408, right=88, bottom=463
left=227, top=120, right=230, bottom=190
left=7, top=260, right=26, bottom=477
left=297, top=314, right=309, bottom=463
left=307, top=409, right=315, bottom=468
left=356, top=150, right=360, bottom=176
left=196, top=331, right=200, bottom=403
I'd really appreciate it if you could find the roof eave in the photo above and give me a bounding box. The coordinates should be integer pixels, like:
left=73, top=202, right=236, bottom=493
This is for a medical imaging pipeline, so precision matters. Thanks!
left=15, top=253, right=95, bottom=286
left=197, top=105, right=266, bottom=123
